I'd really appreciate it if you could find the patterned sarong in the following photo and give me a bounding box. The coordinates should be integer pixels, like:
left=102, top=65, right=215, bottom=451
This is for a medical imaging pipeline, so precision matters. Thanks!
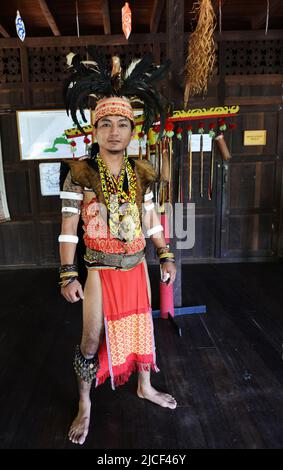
left=95, top=262, right=159, bottom=389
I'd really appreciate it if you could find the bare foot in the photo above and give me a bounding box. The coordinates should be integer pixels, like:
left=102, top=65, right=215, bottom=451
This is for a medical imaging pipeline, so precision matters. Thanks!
left=137, top=385, right=177, bottom=409
left=68, top=399, right=91, bottom=445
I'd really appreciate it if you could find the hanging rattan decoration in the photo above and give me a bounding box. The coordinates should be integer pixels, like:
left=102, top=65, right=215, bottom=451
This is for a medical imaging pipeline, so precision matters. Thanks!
left=184, top=0, right=216, bottom=108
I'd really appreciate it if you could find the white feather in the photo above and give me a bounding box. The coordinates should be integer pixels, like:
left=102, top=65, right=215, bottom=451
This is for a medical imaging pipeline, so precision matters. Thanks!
left=81, top=60, right=99, bottom=72
left=124, top=59, right=142, bottom=79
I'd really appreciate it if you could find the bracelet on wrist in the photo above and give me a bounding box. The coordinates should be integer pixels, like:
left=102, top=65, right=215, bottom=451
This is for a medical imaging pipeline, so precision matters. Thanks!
left=59, top=264, right=78, bottom=274
left=59, top=264, right=78, bottom=288
left=156, top=246, right=170, bottom=257
left=159, top=252, right=175, bottom=260
left=160, top=257, right=176, bottom=264
left=59, top=276, right=77, bottom=288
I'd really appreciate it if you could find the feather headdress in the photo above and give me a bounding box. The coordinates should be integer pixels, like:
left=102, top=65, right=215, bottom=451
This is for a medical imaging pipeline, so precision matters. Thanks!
left=64, top=46, right=170, bottom=138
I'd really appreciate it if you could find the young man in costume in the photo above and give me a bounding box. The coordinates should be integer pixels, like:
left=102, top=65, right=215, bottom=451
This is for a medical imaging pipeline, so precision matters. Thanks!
left=59, top=47, right=177, bottom=445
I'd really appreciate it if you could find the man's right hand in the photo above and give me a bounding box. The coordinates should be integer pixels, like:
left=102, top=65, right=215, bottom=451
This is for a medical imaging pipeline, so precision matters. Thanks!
left=61, top=279, right=84, bottom=303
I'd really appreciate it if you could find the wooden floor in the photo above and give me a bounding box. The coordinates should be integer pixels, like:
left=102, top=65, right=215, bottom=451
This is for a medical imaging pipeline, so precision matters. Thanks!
left=1, top=261, right=283, bottom=449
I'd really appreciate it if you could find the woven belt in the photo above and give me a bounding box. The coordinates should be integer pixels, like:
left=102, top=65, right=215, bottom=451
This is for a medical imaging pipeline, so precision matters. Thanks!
left=84, top=247, right=145, bottom=269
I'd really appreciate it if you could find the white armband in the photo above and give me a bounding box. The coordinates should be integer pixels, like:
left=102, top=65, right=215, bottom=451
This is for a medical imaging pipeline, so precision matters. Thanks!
left=58, top=234, right=79, bottom=244
left=144, top=191, right=153, bottom=202
left=61, top=207, right=81, bottom=214
left=144, top=202, right=154, bottom=212
left=60, top=191, right=83, bottom=201
left=147, top=225, right=164, bottom=237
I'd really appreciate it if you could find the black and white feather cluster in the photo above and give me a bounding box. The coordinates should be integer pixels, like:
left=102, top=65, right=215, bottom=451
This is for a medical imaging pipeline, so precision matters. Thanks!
left=63, top=46, right=171, bottom=138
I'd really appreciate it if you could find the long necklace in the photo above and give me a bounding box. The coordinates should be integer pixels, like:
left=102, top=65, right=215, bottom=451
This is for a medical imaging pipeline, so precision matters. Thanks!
left=97, top=154, right=137, bottom=209
left=97, top=155, right=138, bottom=241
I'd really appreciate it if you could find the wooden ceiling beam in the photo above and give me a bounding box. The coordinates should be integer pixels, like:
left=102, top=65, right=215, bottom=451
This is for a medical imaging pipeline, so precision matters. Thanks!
left=150, top=0, right=165, bottom=33
left=38, top=0, right=61, bottom=36
left=0, top=23, right=10, bottom=38
left=251, top=0, right=282, bottom=30
left=101, top=0, right=111, bottom=35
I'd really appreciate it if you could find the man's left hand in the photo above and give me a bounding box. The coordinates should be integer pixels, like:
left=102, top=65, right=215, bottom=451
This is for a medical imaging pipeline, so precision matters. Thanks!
left=161, top=262, right=177, bottom=286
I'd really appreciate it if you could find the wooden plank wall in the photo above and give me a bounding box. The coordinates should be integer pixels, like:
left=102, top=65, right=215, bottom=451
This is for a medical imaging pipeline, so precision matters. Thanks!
left=0, top=31, right=282, bottom=268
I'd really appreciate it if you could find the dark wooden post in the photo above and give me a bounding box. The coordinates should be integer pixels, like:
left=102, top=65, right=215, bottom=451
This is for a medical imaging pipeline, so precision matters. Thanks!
left=277, top=105, right=283, bottom=257
left=166, top=0, right=184, bottom=307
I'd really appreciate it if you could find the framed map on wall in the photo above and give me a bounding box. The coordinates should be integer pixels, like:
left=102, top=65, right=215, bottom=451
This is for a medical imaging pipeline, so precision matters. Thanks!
left=39, top=163, right=61, bottom=196
left=16, top=109, right=91, bottom=161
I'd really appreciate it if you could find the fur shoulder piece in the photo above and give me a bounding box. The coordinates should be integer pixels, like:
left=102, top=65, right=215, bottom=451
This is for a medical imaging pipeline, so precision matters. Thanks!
left=66, top=160, right=94, bottom=187
left=133, top=159, right=158, bottom=193
left=65, top=158, right=158, bottom=212
left=66, top=160, right=106, bottom=205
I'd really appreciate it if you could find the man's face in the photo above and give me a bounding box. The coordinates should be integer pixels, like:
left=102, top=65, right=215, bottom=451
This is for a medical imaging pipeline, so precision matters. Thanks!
left=93, top=115, right=134, bottom=154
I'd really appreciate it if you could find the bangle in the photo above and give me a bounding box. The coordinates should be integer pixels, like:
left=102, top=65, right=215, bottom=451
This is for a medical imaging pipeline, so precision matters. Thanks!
left=58, top=234, right=79, bottom=244
left=159, top=252, right=175, bottom=259
left=59, top=264, right=78, bottom=274
left=59, top=276, right=77, bottom=288
left=160, top=258, right=176, bottom=264
left=156, top=246, right=170, bottom=256
left=59, top=264, right=78, bottom=287
left=147, top=225, right=163, bottom=237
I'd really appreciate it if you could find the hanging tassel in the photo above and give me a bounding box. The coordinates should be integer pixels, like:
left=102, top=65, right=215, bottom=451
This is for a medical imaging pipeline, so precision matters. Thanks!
left=122, top=2, right=132, bottom=39
left=146, top=129, right=155, bottom=161
left=160, top=140, right=169, bottom=182
left=138, top=143, right=143, bottom=159
left=184, top=0, right=216, bottom=108
left=70, top=140, right=77, bottom=159
left=178, top=164, right=182, bottom=203
left=198, top=122, right=205, bottom=198
left=83, top=136, right=91, bottom=155
left=15, top=10, right=26, bottom=42
left=158, top=140, right=162, bottom=180
left=187, top=125, right=193, bottom=201
left=138, top=131, right=144, bottom=159
left=146, top=141, right=150, bottom=161
left=200, top=134, right=204, bottom=198
left=208, top=122, right=216, bottom=200
left=165, top=122, right=174, bottom=204
left=168, top=137, right=173, bottom=204
left=176, top=127, right=183, bottom=203
left=208, top=140, right=215, bottom=200
left=177, top=145, right=182, bottom=203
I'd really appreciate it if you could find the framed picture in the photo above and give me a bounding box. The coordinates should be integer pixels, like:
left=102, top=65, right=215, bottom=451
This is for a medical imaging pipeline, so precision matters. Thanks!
left=39, top=162, right=61, bottom=196
left=91, top=108, right=146, bottom=157
left=16, top=109, right=91, bottom=161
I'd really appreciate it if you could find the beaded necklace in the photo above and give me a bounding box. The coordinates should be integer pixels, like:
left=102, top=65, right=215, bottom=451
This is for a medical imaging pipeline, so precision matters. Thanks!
left=97, top=155, right=137, bottom=210
left=97, top=155, right=139, bottom=241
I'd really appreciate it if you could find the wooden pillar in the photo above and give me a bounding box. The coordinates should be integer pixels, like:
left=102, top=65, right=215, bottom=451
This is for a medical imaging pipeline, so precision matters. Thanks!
left=20, top=45, right=41, bottom=266
left=277, top=105, right=283, bottom=257
left=166, top=0, right=184, bottom=107
left=166, top=0, right=184, bottom=307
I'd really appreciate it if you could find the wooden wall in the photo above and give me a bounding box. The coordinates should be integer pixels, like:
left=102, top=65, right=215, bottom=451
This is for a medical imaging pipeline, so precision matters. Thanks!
left=0, top=31, right=282, bottom=268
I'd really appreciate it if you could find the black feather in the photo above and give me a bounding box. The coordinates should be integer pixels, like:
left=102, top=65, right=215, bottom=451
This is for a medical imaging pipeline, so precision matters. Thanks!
left=63, top=46, right=170, bottom=137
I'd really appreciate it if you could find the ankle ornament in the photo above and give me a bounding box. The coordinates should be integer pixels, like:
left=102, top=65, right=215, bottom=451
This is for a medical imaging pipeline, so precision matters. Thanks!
left=73, top=345, right=99, bottom=383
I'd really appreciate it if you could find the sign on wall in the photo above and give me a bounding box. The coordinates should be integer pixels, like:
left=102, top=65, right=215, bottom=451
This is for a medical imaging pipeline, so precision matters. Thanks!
left=244, top=130, right=267, bottom=146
